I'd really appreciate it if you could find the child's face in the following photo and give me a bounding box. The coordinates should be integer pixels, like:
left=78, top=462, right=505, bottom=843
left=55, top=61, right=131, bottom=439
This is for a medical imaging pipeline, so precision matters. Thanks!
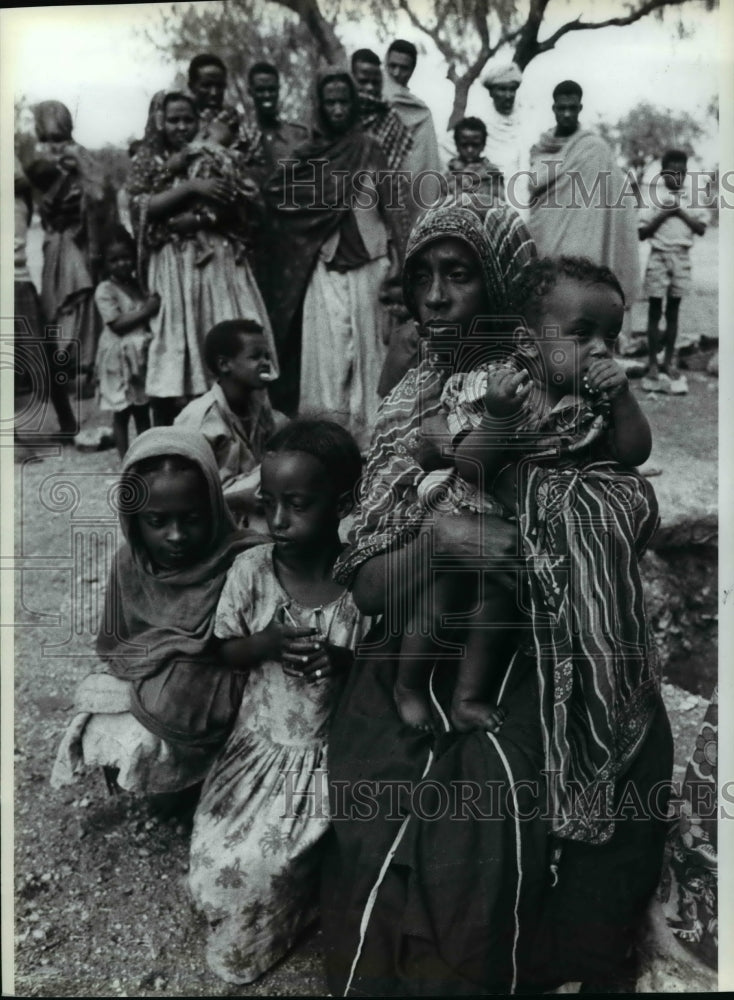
left=455, top=128, right=486, bottom=163
left=219, top=333, right=273, bottom=390
left=662, top=159, right=687, bottom=190
left=163, top=99, right=198, bottom=150
left=407, top=237, right=489, bottom=340
left=137, top=468, right=210, bottom=570
left=260, top=452, right=340, bottom=553
left=106, top=242, right=135, bottom=284
left=526, top=277, right=624, bottom=401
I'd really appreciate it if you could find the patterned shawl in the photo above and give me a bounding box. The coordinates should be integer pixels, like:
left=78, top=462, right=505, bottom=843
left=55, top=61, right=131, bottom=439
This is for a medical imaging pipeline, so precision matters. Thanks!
left=334, top=201, right=536, bottom=583
left=519, top=458, right=661, bottom=844
left=358, top=91, right=414, bottom=171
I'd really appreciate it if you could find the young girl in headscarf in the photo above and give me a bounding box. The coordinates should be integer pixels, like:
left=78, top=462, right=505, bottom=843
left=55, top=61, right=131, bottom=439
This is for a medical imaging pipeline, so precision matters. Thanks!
left=51, top=427, right=265, bottom=800
left=25, top=100, right=118, bottom=397
left=127, top=92, right=276, bottom=427
left=264, top=70, right=408, bottom=446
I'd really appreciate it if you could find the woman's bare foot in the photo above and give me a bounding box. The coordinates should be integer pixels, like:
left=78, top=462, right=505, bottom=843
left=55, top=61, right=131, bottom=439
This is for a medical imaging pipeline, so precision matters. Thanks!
left=451, top=699, right=505, bottom=734
left=394, top=682, right=434, bottom=731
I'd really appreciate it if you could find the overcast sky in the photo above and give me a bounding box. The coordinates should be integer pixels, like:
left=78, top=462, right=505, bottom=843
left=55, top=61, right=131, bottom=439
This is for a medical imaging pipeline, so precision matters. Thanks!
left=4, top=1, right=722, bottom=166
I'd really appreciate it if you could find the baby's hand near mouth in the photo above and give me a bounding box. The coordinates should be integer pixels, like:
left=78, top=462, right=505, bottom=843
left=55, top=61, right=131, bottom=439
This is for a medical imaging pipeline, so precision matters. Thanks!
left=584, top=358, right=628, bottom=401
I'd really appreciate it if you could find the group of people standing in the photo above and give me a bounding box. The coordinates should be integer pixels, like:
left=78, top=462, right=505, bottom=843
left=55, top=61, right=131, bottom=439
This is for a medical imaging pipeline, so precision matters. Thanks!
left=17, top=34, right=715, bottom=998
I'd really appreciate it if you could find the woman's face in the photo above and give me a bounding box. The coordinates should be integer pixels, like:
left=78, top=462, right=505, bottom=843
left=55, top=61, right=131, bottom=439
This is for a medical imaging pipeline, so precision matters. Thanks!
left=163, top=99, right=198, bottom=149
left=321, top=80, right=353, bottom=133
left=406, top=237, right=491, bottom=340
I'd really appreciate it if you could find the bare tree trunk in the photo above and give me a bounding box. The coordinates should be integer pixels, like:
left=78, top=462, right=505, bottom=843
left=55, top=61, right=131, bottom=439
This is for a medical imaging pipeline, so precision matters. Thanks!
left=270, top=0, right=346, bottom=64
left=447, top=75, right=475, bottom=132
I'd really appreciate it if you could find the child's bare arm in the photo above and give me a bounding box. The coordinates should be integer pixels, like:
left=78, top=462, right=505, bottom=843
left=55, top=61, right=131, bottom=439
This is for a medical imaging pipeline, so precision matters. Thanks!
left=585, top=358, right=652, bottom=466
left=675, top=206, right=706, bottom=236
left=638, top=206, right=678, bottom=240
left=108, top=294, right=160, bottom=335
left=217, top=618, right=317, bottom=672
left=454, top=367, right=530, bottom=487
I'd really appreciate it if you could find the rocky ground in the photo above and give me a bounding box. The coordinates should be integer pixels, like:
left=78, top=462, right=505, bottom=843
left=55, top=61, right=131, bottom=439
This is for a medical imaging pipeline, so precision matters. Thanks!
left=8, top=228, right=719, bottom=996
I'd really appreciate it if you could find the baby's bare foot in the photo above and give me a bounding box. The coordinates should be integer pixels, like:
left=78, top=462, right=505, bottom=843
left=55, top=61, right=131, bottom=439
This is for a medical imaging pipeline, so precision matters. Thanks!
left=394, top=682, right=434, bottom=731
left=451, top=699, right=505, bottom=734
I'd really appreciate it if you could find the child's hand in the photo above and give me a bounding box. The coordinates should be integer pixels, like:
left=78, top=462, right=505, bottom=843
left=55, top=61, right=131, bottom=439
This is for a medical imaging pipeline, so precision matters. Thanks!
left=584, top=357, right=628, bottom=401
left=166, top=149, right=192, bottom=175
left=259, top=616, right=316, bottom=662
left=146, top=292, right=161, bottom=315
left=283, top=640, right=353, bottom=684
left=484, top=366, right=530, bottom=418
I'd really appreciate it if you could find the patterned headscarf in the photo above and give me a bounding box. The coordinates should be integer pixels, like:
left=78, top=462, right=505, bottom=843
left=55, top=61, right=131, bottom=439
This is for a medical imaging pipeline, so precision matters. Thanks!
left=334, top=201, right=536, bottom=583
left=402, top=199, right=535, bottom=320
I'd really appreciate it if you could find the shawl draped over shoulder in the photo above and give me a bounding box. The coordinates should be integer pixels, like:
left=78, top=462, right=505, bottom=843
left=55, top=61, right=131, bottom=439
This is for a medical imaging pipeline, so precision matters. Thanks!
left=527, top=127, right=640, bottom=306
left=96, top=427, right=263, bottom=747
left=334, top=200, right=537, bottom=583
left=261, top=70, right=406, bottom=355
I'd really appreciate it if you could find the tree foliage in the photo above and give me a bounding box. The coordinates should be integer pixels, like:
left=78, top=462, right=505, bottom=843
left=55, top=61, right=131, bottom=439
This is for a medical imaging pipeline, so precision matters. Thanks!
left=147, top=0, right=715, bottom=131
left=597, top=102, right=706, bottom=179
left=145, top=0, right=345, bottom=125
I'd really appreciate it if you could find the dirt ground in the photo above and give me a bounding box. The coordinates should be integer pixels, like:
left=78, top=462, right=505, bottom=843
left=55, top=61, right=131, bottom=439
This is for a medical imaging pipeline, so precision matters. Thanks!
left=9, top=228, right=719, bottom=997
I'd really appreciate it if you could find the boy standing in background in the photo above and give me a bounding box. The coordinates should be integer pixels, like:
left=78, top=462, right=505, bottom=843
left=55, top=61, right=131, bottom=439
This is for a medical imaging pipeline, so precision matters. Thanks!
left=639, top=149, right=707, bottom=395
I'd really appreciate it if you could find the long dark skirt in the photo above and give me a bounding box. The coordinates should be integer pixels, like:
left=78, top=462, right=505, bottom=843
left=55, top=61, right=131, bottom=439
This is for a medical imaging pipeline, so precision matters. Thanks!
left=322, top=626, right=673, bottom=996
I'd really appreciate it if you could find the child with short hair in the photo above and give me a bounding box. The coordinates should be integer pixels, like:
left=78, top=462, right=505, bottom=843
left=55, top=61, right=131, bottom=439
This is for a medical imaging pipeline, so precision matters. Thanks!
left=94, top=225, right=159, bottom=456
left=395, top=256, right=655, bottom=738
left=51, top=427, right=261, bottom=800
left=188, top=418, right=371, bottom=985
left=639, top=149, right=707, bottom=395
left=445, top=116, right=503, bottom=207
left=174, top=319, right=284, bottom=525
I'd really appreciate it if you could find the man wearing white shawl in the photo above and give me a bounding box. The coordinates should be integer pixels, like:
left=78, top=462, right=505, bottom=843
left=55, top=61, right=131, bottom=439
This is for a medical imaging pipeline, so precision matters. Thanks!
left=384, top=39, right=442, bottom=217
left=527, top=79, right=640, bottom=316
left=481, top=61, right=527, bottom=208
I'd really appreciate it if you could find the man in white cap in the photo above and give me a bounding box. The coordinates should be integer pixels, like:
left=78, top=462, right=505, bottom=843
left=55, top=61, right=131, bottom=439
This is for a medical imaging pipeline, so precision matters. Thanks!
left=482, top=61, right=525, bottom=207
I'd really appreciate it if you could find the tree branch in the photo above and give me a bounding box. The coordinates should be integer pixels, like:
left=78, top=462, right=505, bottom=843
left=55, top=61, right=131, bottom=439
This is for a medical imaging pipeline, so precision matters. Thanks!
left=534, top=0, right=689, bottom=58
left=398, top=0, right=459, bottom=66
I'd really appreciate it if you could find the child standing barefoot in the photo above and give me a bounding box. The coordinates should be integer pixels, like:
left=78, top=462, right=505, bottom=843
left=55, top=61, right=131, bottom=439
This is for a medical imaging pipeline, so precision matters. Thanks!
left=51, top=428, right=261, bottom=800
left=188, top=419, right=371, bottom=985
left=94, top=226, right=159, bottom=456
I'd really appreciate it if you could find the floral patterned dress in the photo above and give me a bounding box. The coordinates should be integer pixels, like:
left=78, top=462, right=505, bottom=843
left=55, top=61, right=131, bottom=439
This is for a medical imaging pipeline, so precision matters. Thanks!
left=187, top=544, right=371, bottom=985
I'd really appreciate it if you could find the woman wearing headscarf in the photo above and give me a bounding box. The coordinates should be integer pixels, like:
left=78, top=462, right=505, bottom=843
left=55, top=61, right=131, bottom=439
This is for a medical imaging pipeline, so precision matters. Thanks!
left=263, top=69, right=409, bottom=448
left=321, top=201, right=673, bottom=994
left=24, top=100, right=118, bottom=396
left=127, top=91, right=275, bottom=426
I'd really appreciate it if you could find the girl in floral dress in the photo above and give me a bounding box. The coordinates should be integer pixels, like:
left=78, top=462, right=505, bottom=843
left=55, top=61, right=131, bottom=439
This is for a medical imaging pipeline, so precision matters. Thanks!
left=188, top=419, right=371, bottom=985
